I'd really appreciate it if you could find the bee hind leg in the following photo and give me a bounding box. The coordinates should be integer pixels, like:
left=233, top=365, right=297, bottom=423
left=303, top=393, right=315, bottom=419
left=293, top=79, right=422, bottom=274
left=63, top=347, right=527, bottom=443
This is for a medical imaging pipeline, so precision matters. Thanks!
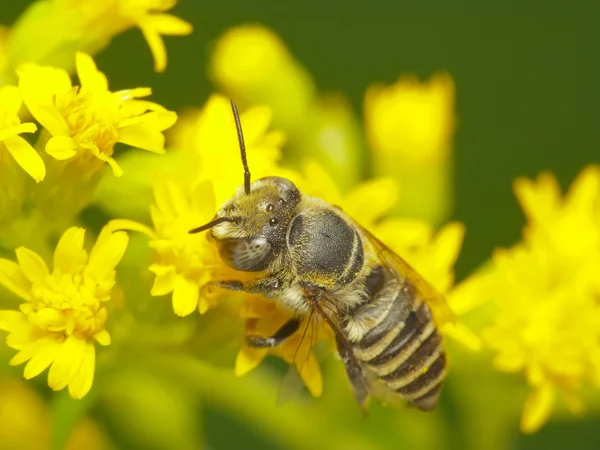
left=335, top=335, right=370, bottom=412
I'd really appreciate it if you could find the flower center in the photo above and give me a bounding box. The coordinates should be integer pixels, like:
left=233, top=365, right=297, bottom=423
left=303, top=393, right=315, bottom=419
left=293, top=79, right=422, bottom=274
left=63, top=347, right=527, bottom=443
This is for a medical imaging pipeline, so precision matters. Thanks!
left=24, top=270, right=111, bottom=340
left=54, top=87, right=119, bottom=157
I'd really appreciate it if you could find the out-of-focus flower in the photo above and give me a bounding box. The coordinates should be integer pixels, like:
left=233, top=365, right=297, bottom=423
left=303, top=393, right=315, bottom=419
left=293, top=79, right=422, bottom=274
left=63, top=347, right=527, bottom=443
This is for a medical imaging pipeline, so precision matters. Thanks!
left=0, top=378, right=49, bottom=450
left=17, top=52, right=176, bottom=177
left=0, top=226, right=129, bottom=399
left=364, top=73, right=455, bottom=224
left=7, top=0, right=191, bottom=74
left=0, top=377, right=114, bottom=450
left=481, top=166, right=600, bottom=433
left=0, top=85, right=45, bottom=182
left=365, top=73, right=455, bottom=164
left=209, top=24, right=315, bottom=132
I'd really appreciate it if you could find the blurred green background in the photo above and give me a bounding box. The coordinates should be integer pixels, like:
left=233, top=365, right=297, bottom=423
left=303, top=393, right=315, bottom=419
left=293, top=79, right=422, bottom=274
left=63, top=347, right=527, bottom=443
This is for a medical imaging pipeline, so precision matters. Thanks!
left=2, top=1, right=600, bottom=449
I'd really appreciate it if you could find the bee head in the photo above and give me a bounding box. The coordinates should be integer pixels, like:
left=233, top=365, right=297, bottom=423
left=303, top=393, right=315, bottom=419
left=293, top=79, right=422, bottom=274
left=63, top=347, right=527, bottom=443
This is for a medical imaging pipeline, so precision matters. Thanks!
left=189, top=101, right=300, bottom=272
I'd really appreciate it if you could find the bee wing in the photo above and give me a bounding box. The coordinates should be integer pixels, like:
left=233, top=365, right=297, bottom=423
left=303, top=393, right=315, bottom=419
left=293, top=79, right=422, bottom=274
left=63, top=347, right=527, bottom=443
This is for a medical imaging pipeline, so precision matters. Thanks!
left=358, top=225, right=456, bottom=327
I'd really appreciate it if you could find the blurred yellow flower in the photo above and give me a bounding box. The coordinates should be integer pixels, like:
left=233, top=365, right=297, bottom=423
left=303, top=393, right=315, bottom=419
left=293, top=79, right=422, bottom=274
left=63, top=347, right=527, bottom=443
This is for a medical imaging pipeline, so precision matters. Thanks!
left=0, top=226, right=129, bottom=399
left=364, top=73, right=455, bottom=164
left=515, top=166, right=600, bottom=281
left=209, top=24, right=315, bottom=131
left=364, top=73, right=456, bottom=225
left=17, top=52, right=177, bottom=177
left=483, top=166, right=600, bottom=433
left=0, top=85, right=45, bottom=182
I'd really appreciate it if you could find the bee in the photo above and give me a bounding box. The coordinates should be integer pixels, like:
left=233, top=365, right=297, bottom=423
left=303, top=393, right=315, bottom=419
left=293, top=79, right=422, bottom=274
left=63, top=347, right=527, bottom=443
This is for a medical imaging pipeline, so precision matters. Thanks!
left=190, top=101, right=454, bottom=411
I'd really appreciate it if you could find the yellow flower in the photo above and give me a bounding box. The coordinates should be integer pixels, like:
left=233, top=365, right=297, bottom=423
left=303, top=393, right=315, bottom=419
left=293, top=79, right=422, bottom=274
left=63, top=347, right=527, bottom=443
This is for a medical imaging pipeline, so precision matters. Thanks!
left=482, top=165, right=600, bottom=433
left=63, top=0, right=193, bottom=72
left=9, top=0, right=191, bottom=74
left=515, top=166, right=600, bottom=282
left=0, top=85, right=45, bottom=182
left=0, top=226, right=129, bottom=399
left=364, top=72, right=455, bottom=164
left=17, top=52, right=177, bottom=177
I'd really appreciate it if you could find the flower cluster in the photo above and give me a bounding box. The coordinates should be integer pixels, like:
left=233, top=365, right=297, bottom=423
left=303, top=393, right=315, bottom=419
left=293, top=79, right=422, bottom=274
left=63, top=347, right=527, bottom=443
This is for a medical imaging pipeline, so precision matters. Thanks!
left=479, top=166, right=600, bottom=432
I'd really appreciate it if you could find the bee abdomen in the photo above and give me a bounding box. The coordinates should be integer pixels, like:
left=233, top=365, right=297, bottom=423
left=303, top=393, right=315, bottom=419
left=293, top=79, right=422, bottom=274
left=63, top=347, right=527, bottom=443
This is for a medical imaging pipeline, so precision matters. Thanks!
left=354, top=285, right=447, bottom=411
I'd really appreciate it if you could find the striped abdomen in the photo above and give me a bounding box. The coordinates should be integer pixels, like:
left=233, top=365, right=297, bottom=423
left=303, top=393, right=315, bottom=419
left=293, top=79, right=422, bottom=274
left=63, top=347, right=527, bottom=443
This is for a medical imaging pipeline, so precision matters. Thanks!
left=351, top=274, right=447, bottom=411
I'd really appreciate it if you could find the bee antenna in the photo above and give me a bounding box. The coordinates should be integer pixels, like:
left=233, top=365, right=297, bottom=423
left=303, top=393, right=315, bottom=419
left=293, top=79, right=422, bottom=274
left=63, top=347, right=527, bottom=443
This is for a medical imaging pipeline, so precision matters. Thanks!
left=230, top=100, right=251, bottom=195
left=188, top=217, right=234, bottom=234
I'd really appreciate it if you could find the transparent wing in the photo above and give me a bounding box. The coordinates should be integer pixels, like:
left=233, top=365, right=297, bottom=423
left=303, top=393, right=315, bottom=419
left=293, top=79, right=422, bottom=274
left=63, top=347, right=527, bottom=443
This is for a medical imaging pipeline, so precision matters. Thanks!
left=359, top=225, right=456, bottom=327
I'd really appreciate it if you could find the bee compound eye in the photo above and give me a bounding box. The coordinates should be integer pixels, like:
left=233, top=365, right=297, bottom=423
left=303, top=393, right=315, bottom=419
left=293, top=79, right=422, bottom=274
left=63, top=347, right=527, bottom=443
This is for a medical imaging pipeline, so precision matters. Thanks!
left=269, top=218, right=278, bottom=227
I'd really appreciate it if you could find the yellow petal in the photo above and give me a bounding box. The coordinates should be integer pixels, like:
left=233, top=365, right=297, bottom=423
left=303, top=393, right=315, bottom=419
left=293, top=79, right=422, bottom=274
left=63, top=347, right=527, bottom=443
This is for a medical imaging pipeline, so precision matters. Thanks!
left=53, top=227, right=86, bottom=275
left=0, top=85, right=22, bottom=116
left=17, top=64, right=71, bottom=134
left=3, top=135, right=46, bottom=182
left=345, top=177, right=398, bottom=227
left=34, top=105, right=70, bottom=137
left=172, top=275, right=199, bottom=316
left=15, top=247, right=49, bottom=284
left=46, top=136, right=78, bottom=160
left=147, top=14, right=193, bottom=36
left=75, top=52, right=108, bottom=95
left=68, top=342, right=95, bottom=399
left=235, top=345, right=267, bottom=376
left=433, top=222, right=466, bottom=269
left=0, top=310, right=26, bottom=332
left=85, top=228, right=129, bottom=281
left=0, top=122, right=37, bottom=141
left=118, top=122, right=167, bottom=154
left=47, top=335, right=86, bottom=391
left=23, top=338, right=61, bottom=379
left=296, top=352, right=323, bottom=397
left=106, top=219, right=157, bottom=238
left=521, top=384, right=555, bottom=433
left=442, top=323, right=481, bottom=351
left=0, top=259, right=31, bottom=300
left=94, top=330, right=111, bottom=346
left=149, top=264, right=176, bottom=296
left=139, top=25, right=167, bottom=72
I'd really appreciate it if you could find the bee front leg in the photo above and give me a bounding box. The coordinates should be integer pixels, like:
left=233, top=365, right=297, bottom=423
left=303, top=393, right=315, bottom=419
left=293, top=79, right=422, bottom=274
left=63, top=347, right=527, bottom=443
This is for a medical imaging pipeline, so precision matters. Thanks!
left=214, top=278, right=300, bottom=348
left=214, top=277, right=281, bottom=297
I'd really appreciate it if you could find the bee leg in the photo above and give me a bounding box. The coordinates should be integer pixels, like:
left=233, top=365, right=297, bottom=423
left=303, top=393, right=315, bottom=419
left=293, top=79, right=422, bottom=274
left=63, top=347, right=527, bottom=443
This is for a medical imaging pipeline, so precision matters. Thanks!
left=213, top=277, right=281, bottom=297
left=335, top=335, right=369, bottom=412
left=246, top=318, right=301, bottom=348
